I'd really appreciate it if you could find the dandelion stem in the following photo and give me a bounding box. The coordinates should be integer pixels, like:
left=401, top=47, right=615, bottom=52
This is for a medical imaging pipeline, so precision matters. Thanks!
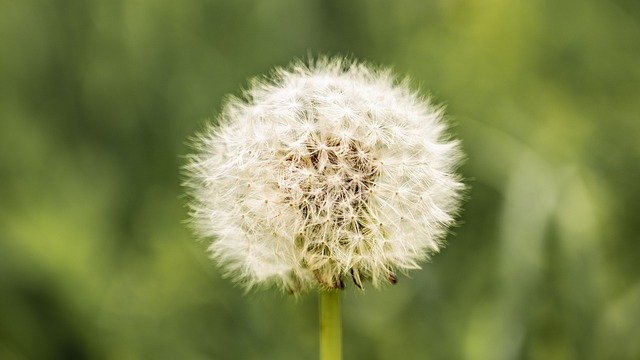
left=320, top=289, right=342, bottom=360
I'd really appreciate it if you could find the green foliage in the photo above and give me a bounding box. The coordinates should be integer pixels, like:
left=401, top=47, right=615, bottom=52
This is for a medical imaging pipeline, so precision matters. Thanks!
left=1, top=0, right=639, bottom=359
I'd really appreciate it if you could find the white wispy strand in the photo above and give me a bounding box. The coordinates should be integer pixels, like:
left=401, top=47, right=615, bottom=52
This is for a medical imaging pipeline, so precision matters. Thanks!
left=185, top=57, right=464, bottom=293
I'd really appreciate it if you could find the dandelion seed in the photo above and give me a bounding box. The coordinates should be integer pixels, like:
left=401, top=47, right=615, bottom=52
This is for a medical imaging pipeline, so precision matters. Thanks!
left=184, top=57, right=464, bottom=293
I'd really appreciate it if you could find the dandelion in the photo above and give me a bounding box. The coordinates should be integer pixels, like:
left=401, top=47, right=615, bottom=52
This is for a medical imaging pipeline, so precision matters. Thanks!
left=184, top=57, right=464, bottom=359
left=185, top=57, right=464, bottom=293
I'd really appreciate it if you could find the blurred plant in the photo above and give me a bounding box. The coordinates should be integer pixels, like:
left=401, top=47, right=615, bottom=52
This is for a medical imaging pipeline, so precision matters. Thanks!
left=184, top=57, right=464, bottom=359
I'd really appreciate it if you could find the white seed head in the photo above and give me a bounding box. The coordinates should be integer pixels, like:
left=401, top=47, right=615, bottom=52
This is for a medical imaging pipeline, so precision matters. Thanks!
left=185, top=57, right=464, bottom=293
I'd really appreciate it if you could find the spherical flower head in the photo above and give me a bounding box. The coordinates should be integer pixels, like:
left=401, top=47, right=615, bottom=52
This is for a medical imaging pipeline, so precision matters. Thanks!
left=185, top=57, right=464, bottom=293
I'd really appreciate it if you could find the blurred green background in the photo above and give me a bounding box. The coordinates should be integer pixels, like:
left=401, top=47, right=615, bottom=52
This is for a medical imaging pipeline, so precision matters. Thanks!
left=1, top=0, right=639, bottom=359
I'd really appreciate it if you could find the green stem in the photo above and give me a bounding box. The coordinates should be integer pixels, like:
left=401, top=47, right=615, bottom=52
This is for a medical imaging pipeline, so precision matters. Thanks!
left=319, top=290, right=342, bottom=360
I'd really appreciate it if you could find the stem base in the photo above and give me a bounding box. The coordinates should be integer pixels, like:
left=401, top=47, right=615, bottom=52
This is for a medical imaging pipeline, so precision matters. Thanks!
left=320, top=290, right=342, bottom=360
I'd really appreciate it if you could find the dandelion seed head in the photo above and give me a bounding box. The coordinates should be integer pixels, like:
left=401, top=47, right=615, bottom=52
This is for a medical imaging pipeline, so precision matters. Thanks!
left=185, top=57, right=464, bottom=293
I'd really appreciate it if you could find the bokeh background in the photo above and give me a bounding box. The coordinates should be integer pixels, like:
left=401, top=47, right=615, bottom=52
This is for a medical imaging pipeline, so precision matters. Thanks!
left=1, top=0, right=639, bottom=359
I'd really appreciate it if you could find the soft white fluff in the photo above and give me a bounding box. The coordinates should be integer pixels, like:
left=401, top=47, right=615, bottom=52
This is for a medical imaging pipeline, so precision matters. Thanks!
left=185, top=58, right=464, bottom=292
